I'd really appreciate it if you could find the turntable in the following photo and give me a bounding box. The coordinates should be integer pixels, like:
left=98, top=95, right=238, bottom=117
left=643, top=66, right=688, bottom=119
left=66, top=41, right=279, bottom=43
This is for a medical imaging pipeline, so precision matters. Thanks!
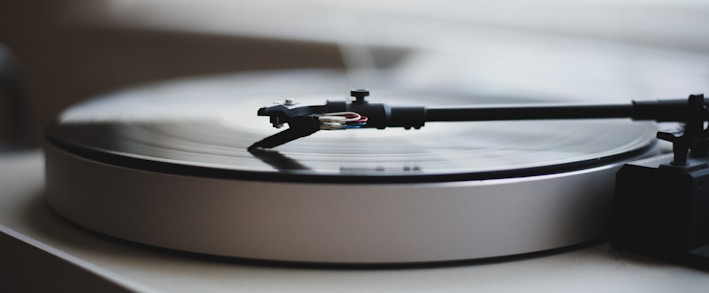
left=4, top=0, right=709, bottom=290
left=40, top=69, right=666, bottom=264
left=1, top=70, right=709, bottom=292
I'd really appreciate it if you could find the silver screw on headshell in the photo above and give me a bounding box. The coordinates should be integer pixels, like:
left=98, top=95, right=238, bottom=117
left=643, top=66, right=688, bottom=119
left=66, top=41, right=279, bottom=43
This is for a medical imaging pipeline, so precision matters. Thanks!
left=284, top=99, right=296, bottom=106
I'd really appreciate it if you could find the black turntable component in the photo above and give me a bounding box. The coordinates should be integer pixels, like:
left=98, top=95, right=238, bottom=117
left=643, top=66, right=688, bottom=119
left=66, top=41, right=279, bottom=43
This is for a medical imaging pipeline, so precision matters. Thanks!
left=612, top=95, right=709, bottom=270
left=250, top=89, right=704, bottom=150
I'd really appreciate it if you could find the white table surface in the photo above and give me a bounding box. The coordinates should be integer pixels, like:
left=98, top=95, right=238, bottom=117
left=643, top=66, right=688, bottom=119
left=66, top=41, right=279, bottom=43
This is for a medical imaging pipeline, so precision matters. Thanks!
left=1, top=150, right=708, bottom=292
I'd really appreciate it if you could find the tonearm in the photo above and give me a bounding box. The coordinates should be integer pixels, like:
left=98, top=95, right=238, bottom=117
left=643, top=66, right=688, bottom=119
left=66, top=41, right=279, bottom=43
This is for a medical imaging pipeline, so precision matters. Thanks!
left=251, top=90, right=709, bottom=167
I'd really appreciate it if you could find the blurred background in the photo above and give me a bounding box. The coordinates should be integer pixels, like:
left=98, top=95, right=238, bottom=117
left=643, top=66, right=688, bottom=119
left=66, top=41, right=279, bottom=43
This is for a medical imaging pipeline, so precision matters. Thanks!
left=1, top=0, right=709, bottom=149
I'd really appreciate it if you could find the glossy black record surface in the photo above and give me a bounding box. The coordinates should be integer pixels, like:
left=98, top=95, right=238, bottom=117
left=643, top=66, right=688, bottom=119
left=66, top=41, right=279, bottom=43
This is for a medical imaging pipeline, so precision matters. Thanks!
left=47, top=72, right=657, bottom=183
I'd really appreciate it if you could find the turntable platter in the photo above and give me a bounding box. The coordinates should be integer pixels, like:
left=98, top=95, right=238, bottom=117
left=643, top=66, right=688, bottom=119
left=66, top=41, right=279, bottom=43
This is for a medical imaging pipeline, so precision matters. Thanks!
left=44, top=71, right=658, bottom=264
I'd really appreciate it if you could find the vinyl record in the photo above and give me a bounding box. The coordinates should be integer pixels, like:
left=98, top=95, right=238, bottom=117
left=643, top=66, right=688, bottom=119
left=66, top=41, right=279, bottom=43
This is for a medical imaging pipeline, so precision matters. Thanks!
left=47, top=77, right=656, bottom=183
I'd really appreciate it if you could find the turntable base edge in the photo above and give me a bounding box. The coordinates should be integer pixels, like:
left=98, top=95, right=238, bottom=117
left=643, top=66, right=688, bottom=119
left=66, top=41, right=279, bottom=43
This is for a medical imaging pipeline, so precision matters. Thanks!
left=44, top=142, right=647, bottom=264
